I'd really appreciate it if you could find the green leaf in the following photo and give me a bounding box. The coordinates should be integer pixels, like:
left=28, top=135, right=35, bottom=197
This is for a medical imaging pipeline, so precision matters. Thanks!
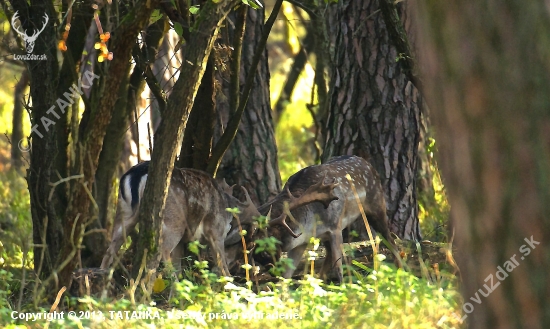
left=149, top=9, right=163, bottom=25
left=352, top=259, right=372, bottom=272
left=189, top=5, right=200, bottom=15
left=174, top=22, right=183, bottom=37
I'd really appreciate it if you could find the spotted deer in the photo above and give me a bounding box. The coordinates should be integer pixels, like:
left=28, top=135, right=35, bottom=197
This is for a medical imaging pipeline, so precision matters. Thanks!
left=100, top=162, right=260, bottom=276
left=226, top=155, right=399, bottom=282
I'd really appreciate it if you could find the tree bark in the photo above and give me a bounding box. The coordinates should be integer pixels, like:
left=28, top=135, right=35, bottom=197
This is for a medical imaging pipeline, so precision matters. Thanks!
left=178, top=55, right=217, bottom=170
left=214, top=6, right=282, bottom=205
left=21, top=1, right=64, bottom=281
left=417, top=1, right=550, bottom=327
left=322, top=0, right=422, bottom=240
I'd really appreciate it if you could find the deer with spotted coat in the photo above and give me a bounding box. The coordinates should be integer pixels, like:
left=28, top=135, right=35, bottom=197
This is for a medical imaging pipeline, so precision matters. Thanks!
left=100, top=161, right=261, bottom=276
left=225, top=155, right=400, bottom=283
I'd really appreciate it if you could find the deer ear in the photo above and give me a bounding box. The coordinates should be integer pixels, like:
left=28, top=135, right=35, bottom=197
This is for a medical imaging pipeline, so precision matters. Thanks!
left=220, top=178, right=236, bottom=195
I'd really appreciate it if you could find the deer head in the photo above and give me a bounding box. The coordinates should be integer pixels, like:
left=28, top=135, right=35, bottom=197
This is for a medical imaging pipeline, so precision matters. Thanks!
left=267, top=172, right=339, bottom=238
left=11, top=11, right=49, bottom=53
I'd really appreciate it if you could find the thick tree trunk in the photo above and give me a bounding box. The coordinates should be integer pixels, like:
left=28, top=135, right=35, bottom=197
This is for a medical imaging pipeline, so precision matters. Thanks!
left=322, top=0, right=422, bottom=240
left=215, top=6, right=282, bottom=205
left=178, top=56, right=217, bottom=170
left=24, top=3, right=64, bottom=281
left=418, top=1, right=550, bottom=327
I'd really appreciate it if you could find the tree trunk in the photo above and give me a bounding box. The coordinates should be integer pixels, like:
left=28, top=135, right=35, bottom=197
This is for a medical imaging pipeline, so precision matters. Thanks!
left=132, top=0, right=235, bottom=276
left=417, top=1, right=550, bottom=327
left=54, top=0, right=160, bottom=294
left=322, top=0, right=422, bottom=240
left=87, top=18, right=167, bottom=267
left=11, top=70, right=29, bottom=170
left=178, top=56, right=217, bottom=170
left=215, top=6, right=282, bottom=205
left=24, top=3, right=64, bottom=282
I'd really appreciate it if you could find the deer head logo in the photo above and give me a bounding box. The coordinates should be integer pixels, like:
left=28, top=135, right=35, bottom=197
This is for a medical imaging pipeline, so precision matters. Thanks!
left=11, top=11, right=49, bottom=54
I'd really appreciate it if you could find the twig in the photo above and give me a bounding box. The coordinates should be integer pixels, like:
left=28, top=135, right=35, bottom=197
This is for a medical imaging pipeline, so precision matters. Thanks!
left=17, top=242, right=28, bottom=312
left=233, top=213, right=250, bottom=283
left=129, top=248, right=148, bottom=306
left=229, top=5, right=247, bottom=116
left=32, top=216, right=48, bottom=307
left=346, top=175, right=378, bottom=255
left=49, top=286, right=67, bottom=312
left=133, top=92, right=141, bottom=163
left=83, top=228, right=107, bottom=237
left=48, top=174, right=84, bottom=201
left=36, top=214, right=82, bottom=305
left=147, top=122, right=153, bottom=156
left=80, top=181, right=99, bottom=213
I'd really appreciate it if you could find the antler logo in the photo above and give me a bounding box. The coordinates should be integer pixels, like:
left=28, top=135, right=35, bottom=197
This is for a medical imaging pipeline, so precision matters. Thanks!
left=11, top=11, right=49, bottom=54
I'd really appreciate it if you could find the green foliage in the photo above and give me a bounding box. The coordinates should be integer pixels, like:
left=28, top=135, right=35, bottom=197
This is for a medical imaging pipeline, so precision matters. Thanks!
left=0, top=269, right=13, bottom=309
left=241, top=0, right=263, bottom=9
left=0, top=259, right=462, bottom=328
left=188, top=241, right=206, bottom=256
left=418, top=142, right=450, bottom=242
left=253, top=236, right=281, bottom=254
left=275, top=104, right=317, bottom=182
left=0, top=170, right=32, bottom=268
left=149, top=9, right=163, bottom=25
left=173, top=22, right=184, bottom=37
left=189, top=5, right=200, bottom=15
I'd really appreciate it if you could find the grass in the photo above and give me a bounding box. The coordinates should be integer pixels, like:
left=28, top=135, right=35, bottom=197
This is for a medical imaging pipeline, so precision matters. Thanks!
left=1, top=257, right=463, bottom=329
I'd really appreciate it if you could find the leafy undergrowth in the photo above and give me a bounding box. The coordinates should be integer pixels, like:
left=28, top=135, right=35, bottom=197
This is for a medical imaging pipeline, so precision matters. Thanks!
left=0, top=168, right=32, bottom=269
left=1, top=252, right=464, bottom=329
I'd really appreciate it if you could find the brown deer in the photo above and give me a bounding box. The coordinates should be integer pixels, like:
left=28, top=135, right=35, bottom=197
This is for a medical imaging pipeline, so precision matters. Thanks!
left=100, top=162, right=260, bottom=276
left=226, top=155, right=399, bottom=283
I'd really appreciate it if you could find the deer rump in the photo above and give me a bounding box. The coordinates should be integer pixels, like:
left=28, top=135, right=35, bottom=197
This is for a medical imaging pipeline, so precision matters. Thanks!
left=100, top=162, right=258, bottom=276
left=228, top=155, right=395, bottom=283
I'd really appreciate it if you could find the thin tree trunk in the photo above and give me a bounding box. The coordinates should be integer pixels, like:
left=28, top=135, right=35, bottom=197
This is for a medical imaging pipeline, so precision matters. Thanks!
left=417, top=1, right=550, bottom=327
left=88, top=18, right=167, bottom=267
left=11, top=70, right=29, bottom=170
left=132, top=0, right=235, bottom=276
left=54, top=0, right=160, bottom=294
left=273, top=27, right=314, bottom=125
left=322, top=0, right=422, bottom=240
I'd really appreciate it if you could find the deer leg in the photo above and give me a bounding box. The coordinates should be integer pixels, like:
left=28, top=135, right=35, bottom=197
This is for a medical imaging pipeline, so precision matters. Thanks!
left=170, top=239, right=186, bottom=274
left=160, top=224, right=185, bottom=275
left=326, top=231, right=344, bottom=283
left=206, top=234, right=230, bottom=277
left=319, top=240, right=333, bottom=280
left=100, top=208, right=138, bottom=269
left=283, top=244, right=308, bottom=278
